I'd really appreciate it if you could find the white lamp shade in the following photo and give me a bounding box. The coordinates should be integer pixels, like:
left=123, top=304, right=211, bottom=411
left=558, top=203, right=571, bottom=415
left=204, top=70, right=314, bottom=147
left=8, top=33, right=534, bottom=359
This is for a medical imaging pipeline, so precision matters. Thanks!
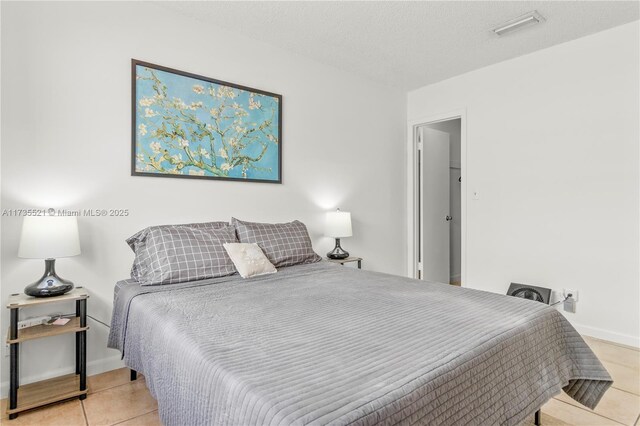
left=18, top=216, right=81, bottom=259
left=325, top=210, right=352, bottom=238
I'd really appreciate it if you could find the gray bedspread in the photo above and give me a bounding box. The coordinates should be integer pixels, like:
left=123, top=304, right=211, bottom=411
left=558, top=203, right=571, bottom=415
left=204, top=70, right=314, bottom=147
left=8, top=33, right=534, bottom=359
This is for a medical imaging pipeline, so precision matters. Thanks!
left=108, top=262, right=612, bottom=426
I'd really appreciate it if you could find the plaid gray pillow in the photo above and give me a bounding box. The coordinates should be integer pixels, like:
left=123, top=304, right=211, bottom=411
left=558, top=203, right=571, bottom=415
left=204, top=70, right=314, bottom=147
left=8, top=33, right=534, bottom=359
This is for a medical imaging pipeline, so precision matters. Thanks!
left=232, top=218, right=321, bottom=268
left=127, top=222, right=236, bottom=285
left=127, top=221, right=228, bottom=281
left=127, top=221, right=228, bottom=248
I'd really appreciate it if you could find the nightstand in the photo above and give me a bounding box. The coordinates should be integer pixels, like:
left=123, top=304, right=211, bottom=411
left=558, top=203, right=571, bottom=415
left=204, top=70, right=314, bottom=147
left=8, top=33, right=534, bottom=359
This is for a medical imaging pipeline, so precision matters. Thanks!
left=327, top=256, right=362, bottom=269
left=5, top=288, right=89, bottom=420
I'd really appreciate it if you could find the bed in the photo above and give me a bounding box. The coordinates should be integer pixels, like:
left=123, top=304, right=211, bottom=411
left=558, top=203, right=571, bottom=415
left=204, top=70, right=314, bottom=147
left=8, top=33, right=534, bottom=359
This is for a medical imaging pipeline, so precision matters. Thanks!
left=108, top=261, right=612, bottom=425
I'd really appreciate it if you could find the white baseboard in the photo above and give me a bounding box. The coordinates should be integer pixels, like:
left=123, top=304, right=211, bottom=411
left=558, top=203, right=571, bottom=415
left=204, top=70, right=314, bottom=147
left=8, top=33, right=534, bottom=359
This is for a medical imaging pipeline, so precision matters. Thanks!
left=0, top=355, right=124, bottom=399
left=573, top=323, right=640, bottom=348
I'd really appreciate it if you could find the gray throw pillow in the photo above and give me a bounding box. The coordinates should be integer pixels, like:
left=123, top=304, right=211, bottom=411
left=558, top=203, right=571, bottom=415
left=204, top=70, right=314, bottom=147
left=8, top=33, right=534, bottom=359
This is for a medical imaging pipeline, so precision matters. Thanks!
left=127, top=222, right=236, bottom=284
left=232, top=218, right=321, bottom=268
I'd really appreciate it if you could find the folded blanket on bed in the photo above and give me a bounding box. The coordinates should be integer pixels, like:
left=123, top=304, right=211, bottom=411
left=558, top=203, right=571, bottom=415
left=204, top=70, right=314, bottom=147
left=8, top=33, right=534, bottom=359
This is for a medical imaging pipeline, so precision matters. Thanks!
left=108, top=262, right=612, bottom=426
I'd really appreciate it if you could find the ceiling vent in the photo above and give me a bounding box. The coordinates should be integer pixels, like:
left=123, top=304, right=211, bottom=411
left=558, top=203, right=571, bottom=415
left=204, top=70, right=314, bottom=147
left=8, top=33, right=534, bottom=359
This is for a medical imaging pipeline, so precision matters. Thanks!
left=492, top=11, right=545, bottom=36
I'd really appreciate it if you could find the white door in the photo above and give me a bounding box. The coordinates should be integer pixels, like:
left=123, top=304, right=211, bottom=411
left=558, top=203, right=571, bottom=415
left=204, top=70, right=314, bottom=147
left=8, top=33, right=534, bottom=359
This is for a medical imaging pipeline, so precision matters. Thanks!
left=419, top=127, right=450, bottom=283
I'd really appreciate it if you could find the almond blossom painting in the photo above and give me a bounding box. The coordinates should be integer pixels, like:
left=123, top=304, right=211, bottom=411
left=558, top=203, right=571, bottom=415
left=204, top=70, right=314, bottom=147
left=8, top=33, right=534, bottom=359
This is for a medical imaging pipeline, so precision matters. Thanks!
left=132, top=60, right=281, bottom=183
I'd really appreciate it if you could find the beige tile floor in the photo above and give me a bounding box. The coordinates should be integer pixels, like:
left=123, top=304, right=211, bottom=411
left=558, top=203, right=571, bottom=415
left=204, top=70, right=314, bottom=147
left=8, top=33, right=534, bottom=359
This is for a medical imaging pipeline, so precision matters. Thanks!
left=1, top=336, right=638, bottom=426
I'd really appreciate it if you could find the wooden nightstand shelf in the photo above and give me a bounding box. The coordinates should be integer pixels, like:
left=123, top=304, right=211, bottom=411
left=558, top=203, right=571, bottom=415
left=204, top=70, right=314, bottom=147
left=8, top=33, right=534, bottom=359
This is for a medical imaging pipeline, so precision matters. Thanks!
left=327, top=256, right=362, bottom=269
left=5, top=287, right=89, bottom=419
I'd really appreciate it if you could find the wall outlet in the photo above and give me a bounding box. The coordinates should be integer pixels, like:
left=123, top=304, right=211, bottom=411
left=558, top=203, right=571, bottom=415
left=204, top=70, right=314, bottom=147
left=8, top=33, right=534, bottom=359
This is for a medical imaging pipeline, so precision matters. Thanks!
left=4, top=343, right=10, bottom=358
left=563, top=288, right=579, bottom=302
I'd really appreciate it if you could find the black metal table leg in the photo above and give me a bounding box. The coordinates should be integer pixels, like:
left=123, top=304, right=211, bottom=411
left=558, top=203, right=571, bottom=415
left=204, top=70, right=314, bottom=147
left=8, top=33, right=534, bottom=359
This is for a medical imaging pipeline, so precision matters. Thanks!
left=79, top=299, right=87, bottom=400
left=75, top=300, right=80, bottom=375
left=130, top=369, right=138, bottom=381
left=9, top=308, right=19, bottom=419
left=357, top=260, right=362, bottom=269
left=534, top=409, right=541, bottom=425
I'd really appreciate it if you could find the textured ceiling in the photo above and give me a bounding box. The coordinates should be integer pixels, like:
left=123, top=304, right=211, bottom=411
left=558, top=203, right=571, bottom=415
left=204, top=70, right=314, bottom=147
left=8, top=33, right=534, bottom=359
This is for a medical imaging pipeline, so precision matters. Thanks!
left=158, top=1, right=640, bottom=90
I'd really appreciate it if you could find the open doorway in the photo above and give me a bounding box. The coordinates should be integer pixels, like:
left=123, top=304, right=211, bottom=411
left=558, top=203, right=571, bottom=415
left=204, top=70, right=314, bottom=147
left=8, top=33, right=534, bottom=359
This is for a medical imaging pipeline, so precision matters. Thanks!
left=408, top=114, right=465, bottom=286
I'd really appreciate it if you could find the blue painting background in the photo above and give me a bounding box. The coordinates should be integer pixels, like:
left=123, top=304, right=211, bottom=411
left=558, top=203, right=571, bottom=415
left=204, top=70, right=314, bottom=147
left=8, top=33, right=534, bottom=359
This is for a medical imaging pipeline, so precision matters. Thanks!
left=135, top=65, right=280, bottom=181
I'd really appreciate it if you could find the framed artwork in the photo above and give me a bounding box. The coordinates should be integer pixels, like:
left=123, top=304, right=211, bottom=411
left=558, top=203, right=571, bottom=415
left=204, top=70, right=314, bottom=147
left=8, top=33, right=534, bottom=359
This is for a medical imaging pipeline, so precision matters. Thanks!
left=131, top=59, right=282, bottom=183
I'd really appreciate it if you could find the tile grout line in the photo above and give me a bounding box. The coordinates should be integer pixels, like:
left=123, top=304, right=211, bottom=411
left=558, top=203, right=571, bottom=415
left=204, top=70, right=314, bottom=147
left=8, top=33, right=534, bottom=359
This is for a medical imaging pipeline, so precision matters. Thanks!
left=610, top=385, right=640, bottom=398
left=81, top=399, right=89, bottom=426
left=88, top=375, right=146, bottom=397
left=109, top=409, right=158, bottom=426
left=89, top=381, right=135, bottom=396
left=86, top=375, right=158, bottom=426
left=553, top=397, right=627, bottom=426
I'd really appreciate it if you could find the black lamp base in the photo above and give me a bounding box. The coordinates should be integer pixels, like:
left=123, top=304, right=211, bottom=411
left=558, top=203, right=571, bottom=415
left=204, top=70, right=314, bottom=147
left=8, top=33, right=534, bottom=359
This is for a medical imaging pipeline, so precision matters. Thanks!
left=327, top=238, right=349, bottom=260
left=25, top=259, right=74, bottom=298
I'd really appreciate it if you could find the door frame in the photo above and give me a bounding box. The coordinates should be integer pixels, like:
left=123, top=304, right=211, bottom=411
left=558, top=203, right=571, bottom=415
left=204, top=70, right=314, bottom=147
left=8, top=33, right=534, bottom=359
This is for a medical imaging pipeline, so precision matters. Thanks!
left=406, top=109, right=467, bottom=284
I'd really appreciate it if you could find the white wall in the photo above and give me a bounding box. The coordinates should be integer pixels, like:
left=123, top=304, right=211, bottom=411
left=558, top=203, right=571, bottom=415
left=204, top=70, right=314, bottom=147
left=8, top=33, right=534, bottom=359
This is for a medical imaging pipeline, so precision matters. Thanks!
left=0, top=2, right=406, bottom=394
left=409, top=21, right=640, bottom=347
left=424, top=119, right=462, bottom=282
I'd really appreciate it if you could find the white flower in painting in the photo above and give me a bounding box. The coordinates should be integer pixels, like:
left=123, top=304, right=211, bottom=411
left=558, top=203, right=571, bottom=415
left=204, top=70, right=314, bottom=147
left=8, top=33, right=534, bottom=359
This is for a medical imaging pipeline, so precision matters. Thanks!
left=205, top=124, right=214, bottom=131
left=248, top=96, right=261, bottom=110
left=138, top=124, right=147, bottom=136
left=218, top=148, right=228, bottom=159
left=139, top=98, right=155, bottom=107
left=199, top=148, right=210, bottom=158
left=173, top=98, right=187, bottom=110
left=188, top=101, right=203, bottom=111
left=235, top=109, right=248, bottom=117
left=167, top=167, right=181, bottom=175
left=189, top=169, right=206, bottom=176
left=235, top=126, right=246, bottom=133
left=267, top=134, right=276, bottom=143
left=179, top=138, right=189, bottom=148
left=192, top=85, right=205, bottom=94
left=220, top=163, right=232, bottom=171
left=150, top=141, right=162, bottom=153
left=210, top=108, right=219, bottom=118
left=232, top=102, right=240, bottom=109
left=144, top=108, right=156, bottom=117
left=171, top=153, right=183, bottom=163
left=218, top=86, right=237, bottom=99
left=136, top=154, right=145, bottom=163
left=228, top=137, right=237, bottom=147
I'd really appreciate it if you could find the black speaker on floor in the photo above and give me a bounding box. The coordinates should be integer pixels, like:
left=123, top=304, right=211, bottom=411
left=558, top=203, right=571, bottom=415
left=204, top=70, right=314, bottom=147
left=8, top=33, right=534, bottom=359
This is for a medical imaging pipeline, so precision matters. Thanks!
left=507, top=283, right=551, bottom=304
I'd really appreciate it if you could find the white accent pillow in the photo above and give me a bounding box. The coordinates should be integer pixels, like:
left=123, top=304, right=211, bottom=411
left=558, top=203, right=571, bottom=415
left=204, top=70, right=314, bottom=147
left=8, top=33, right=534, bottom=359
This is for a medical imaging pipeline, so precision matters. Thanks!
left=223, top=243, right=277, bottom=278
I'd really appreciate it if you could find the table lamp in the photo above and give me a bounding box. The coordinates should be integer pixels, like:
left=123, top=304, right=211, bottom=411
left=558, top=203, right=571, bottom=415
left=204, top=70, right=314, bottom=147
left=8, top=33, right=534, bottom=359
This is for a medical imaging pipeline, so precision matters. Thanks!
left=325, top=208, right=352, bottom=260
left=18, top=215, right=81, bottom=297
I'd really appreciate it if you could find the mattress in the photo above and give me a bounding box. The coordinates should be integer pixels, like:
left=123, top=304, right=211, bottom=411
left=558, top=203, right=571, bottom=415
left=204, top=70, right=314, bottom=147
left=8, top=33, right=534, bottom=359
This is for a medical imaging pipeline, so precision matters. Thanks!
left=108, top=261, right=612, bottom=426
